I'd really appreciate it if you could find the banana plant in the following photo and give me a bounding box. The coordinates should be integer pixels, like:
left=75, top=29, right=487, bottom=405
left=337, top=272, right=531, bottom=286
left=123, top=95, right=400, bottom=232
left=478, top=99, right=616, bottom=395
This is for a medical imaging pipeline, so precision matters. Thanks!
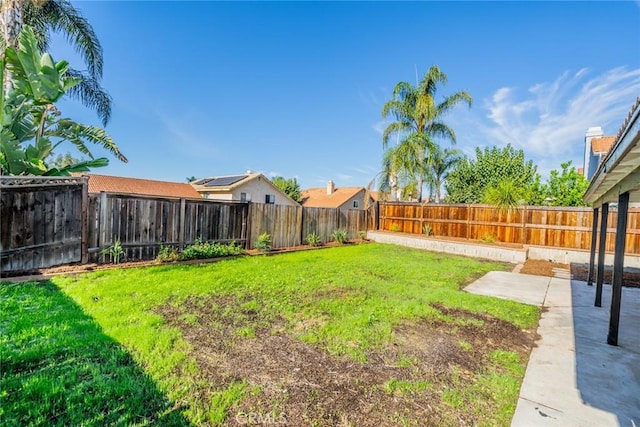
left=0, top=26, right=126, bottom=176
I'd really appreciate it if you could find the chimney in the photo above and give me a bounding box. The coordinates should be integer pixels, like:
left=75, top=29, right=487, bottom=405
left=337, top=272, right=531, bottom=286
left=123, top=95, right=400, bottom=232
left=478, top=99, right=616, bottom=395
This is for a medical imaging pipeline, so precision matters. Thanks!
left=584, top=126, right=604, bottom=181
left=327, top=180, right=335, bottom=195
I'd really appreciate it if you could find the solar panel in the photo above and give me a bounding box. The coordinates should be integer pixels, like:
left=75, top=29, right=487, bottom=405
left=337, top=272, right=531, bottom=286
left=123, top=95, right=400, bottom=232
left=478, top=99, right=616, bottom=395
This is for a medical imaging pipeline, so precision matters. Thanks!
left=192, top=178, right=212, bottom=185
left=204, top=175, right=248, bottom=187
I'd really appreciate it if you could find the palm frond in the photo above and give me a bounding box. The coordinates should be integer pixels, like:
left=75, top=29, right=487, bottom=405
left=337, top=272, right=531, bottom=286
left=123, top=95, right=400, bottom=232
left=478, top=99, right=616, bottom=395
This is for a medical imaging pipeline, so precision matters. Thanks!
left=38, top=0, right=103, bottom=79
left=64, top=68, right=112, bottom=125
left=437, top=91, right=473, bottom=115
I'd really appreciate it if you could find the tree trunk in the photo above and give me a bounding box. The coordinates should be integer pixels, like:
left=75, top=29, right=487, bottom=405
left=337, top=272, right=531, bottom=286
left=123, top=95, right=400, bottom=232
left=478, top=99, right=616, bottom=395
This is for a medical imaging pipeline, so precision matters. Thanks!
left=434, top=179, right=442, bottom=204
left=1, top=0, right=24, bottom=95
left=389, top=174, right=398, bottom=202
left=416, top=176, right=423, bottom=202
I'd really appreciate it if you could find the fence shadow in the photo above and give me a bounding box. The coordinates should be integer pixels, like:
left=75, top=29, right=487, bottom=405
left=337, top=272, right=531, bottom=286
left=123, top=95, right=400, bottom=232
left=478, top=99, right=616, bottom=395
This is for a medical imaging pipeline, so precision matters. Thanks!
left=570, top=276, right=640, bottom=424
left=0, top=280, right=188, bottom=426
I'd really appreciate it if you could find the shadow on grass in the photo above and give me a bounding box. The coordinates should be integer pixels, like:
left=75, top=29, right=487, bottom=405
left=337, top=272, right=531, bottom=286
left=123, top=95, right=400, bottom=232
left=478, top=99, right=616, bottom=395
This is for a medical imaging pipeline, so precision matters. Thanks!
left=0, top=280, right=188, bottom=426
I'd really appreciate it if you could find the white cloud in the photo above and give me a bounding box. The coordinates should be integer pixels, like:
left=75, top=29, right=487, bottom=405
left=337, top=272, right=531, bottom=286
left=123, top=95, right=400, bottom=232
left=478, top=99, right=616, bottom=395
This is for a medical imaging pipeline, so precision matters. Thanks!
left=480, top=66, right=640, bottom=177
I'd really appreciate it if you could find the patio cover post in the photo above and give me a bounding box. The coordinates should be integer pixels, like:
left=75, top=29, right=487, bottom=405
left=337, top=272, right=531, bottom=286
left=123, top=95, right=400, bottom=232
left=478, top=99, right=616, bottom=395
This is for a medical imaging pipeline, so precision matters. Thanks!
left=607, top=192, right=630, bottom=346
left=595, top=203, right=609, bottom=307
left=587, top=207, right=599, bottom=286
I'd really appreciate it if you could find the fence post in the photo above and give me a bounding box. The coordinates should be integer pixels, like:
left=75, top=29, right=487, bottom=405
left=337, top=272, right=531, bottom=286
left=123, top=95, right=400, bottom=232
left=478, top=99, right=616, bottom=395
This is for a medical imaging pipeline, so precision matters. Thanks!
left=466, top=204, right=471, bottom=240
left=81, top=177, right=89, bottom=264
left=178, top=198, right=186, bottom=250
left=98, top=191, right=108, bottom=253
left=244, top=202, right=251, bottom=249
left=521, top=205, right=528, bottom=245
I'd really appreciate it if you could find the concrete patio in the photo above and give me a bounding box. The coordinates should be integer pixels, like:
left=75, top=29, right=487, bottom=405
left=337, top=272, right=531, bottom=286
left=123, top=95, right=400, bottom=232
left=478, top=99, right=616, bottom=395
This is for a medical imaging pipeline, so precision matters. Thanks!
left=465, top=271, right=640, bottom=426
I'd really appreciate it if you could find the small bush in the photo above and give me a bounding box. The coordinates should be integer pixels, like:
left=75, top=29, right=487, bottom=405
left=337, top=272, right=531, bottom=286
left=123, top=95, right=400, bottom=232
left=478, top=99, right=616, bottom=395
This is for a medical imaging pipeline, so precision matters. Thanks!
left=479, top=233, right=497, bottom=244
left=179, top=239, right=244, bottom=260
left=255, top=233, right=272, bottom=252
left=101, top=240, right=125, bottom=264
left=156, top=244, right=180, bottom=262
left=306, top=232, right=321, bottom=247
left=423, top=224, right=432, bottom=236
left=332, top=229, right=349, bottom=244
left=390, top=223, right=400, bottom=232
left=358, top=230, right=368, bottom=241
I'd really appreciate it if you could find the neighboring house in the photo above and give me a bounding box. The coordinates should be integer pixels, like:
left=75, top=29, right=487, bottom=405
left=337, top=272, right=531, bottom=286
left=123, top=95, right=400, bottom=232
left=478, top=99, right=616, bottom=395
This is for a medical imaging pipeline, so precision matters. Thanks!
left=191, top=173, right=299, bottom=206
left=76, top=173, right=202, bottom=198
left=583, top=127, right=616, bottom=180
left=301, top=181, right=374, bottom=212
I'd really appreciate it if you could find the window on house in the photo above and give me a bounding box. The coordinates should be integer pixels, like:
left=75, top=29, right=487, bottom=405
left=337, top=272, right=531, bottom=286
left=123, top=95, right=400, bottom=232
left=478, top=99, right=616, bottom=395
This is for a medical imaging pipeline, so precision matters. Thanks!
left=240, top=192, right=247, bottom=202
left=353, top=200, right=360, bottom=208
left=265, top=194, right=275, bottom=204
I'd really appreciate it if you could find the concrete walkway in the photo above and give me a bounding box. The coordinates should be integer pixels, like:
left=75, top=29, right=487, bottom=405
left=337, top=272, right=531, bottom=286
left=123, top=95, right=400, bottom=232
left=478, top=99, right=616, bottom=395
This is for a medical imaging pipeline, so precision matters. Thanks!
left=465, top=271, right=640, bottom=426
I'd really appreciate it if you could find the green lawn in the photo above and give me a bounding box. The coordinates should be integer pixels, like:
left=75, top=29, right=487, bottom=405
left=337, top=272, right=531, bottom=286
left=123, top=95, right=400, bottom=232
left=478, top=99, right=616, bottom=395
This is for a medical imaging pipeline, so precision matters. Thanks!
left=1, top=243, right=539, bottom=426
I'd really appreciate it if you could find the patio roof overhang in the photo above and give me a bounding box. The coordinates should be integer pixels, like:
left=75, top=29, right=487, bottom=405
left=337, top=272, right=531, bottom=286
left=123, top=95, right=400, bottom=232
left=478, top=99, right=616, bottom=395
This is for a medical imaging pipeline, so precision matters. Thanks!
left=584, top=98, right=640, bottom=207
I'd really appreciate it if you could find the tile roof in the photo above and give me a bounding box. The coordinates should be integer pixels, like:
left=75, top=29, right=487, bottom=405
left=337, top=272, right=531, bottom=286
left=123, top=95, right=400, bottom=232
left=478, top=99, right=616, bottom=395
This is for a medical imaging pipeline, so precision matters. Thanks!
left=591, top=136, right=616, bottom=154
left=76, top=173, right=201, bottom=198
left=301, top=186, right=365, bottom=208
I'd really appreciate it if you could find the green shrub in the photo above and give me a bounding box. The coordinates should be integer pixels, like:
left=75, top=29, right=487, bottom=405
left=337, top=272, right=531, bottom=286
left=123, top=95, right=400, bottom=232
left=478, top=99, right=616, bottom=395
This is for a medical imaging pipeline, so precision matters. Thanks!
left=423, top=224, right=432, bottom=236
left=179, top=239, right=243, bottom=261
left=390, top=223, right=400, bottom=232
left=156, top=244, right=180, bottom=262
left=331, top=229, right=349, bottom=244
left=101, top=240, right=125, bottom=264
left=255, top=233, right=272, bottom=252
left=306, top=232, right=321, bottom=247
left=479, top=233, right=497, bottom=244
left=358, top=230, right=368, bottom=240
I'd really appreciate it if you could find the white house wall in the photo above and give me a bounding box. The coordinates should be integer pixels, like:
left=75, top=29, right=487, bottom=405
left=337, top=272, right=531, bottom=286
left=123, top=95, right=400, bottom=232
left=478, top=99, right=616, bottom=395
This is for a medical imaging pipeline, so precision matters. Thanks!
left=233, top=178, right=298, bottom=206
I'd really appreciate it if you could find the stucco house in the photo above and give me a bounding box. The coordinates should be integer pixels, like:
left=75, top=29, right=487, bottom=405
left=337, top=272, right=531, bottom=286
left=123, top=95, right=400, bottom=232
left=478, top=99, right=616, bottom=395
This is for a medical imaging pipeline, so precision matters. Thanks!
left=76, top=173, right=202, bottom=198
left=301, top=181, right=374, bottom=212
left=191, top=173, right=299, bottom=206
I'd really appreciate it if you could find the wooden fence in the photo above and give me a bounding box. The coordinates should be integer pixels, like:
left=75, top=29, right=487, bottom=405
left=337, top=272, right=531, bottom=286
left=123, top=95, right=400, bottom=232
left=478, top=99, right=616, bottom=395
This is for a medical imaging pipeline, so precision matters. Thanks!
left=88, top=193, right=249, bottom=262
left=1, top=177, right=87, bottom=272
left=1, top=178, right=375, bottom=273
left=247, top=204, right=376, bottom=249
left=379, top=202, right=640, bottom=254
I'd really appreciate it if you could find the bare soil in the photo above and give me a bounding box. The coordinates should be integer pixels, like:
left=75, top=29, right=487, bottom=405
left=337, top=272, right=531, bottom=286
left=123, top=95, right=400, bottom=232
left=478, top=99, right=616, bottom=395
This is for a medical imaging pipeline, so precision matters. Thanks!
left=520, top=259, right=640, bottom=288
left=157, top=296, right=536, bottom=426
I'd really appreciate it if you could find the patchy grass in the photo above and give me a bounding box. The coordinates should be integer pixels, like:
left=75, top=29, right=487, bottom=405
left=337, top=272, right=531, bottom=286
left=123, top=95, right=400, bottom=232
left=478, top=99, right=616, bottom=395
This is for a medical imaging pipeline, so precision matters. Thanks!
left=2, top=243, right=539, bottom=425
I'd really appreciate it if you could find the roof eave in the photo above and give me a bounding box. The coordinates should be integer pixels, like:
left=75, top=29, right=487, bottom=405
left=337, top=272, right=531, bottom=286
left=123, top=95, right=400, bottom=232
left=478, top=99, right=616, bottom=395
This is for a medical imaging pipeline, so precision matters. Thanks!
left=584, top=102, right=640, bottom=206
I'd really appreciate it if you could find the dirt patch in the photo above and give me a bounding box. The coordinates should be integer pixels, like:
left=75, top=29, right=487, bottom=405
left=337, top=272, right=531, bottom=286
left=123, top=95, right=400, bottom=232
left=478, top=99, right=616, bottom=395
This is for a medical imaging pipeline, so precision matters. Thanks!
left=157, top=296, right=536, bottom=426
left=520, top=259, right=569, bottom=277
left=520, top=259, right=640, bottom=288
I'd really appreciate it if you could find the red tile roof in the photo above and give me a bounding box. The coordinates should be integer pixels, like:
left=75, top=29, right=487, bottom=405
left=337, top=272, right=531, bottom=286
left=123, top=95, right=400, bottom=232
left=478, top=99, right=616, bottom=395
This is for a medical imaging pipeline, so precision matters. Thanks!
left=591, top=136, right=615, bottom=154
left=301, top=186, right=365, bottom=208
left=77, top=173, right=201, bottom=198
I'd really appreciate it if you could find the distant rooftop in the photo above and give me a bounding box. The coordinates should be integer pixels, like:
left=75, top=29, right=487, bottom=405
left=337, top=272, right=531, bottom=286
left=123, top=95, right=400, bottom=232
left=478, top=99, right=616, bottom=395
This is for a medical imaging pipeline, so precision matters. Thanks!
left=193, top=175, right=248, bottom=187
left=591, top=136, right=616, bottom=154
left=76, top=173, right=201, bottom=198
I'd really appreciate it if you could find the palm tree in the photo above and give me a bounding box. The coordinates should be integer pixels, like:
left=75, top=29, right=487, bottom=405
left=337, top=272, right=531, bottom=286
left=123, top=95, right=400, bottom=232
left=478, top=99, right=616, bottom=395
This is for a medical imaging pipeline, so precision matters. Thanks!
left=380, top=140, right=421, bottom=201
left=425, top=146, right=463, bottom=203
left=381, top=65, right=472, bottom=201
left=1, top=0, right=111, bottom=124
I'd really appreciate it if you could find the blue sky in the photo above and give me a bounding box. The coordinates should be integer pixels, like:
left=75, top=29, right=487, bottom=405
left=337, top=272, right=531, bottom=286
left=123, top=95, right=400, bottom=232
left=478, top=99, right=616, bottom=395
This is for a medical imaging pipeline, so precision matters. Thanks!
left=53, top=1, right=640, bottom=190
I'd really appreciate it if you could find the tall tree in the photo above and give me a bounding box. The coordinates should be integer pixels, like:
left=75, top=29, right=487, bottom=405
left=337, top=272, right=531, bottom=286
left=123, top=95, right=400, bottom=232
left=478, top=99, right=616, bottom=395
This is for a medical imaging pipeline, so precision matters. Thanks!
left=1, top=0, right=111, bottom=124
left=445, top=144, right=539, bottom=204
left=381, top=65, right=472, bottom=201
left=379, top=141, right=419, bottom=201
left=425, top=146, right=463, bottom=203
left=271, top=176, right=302, bottom=203
left=543, top=161, right=589, bottom=207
